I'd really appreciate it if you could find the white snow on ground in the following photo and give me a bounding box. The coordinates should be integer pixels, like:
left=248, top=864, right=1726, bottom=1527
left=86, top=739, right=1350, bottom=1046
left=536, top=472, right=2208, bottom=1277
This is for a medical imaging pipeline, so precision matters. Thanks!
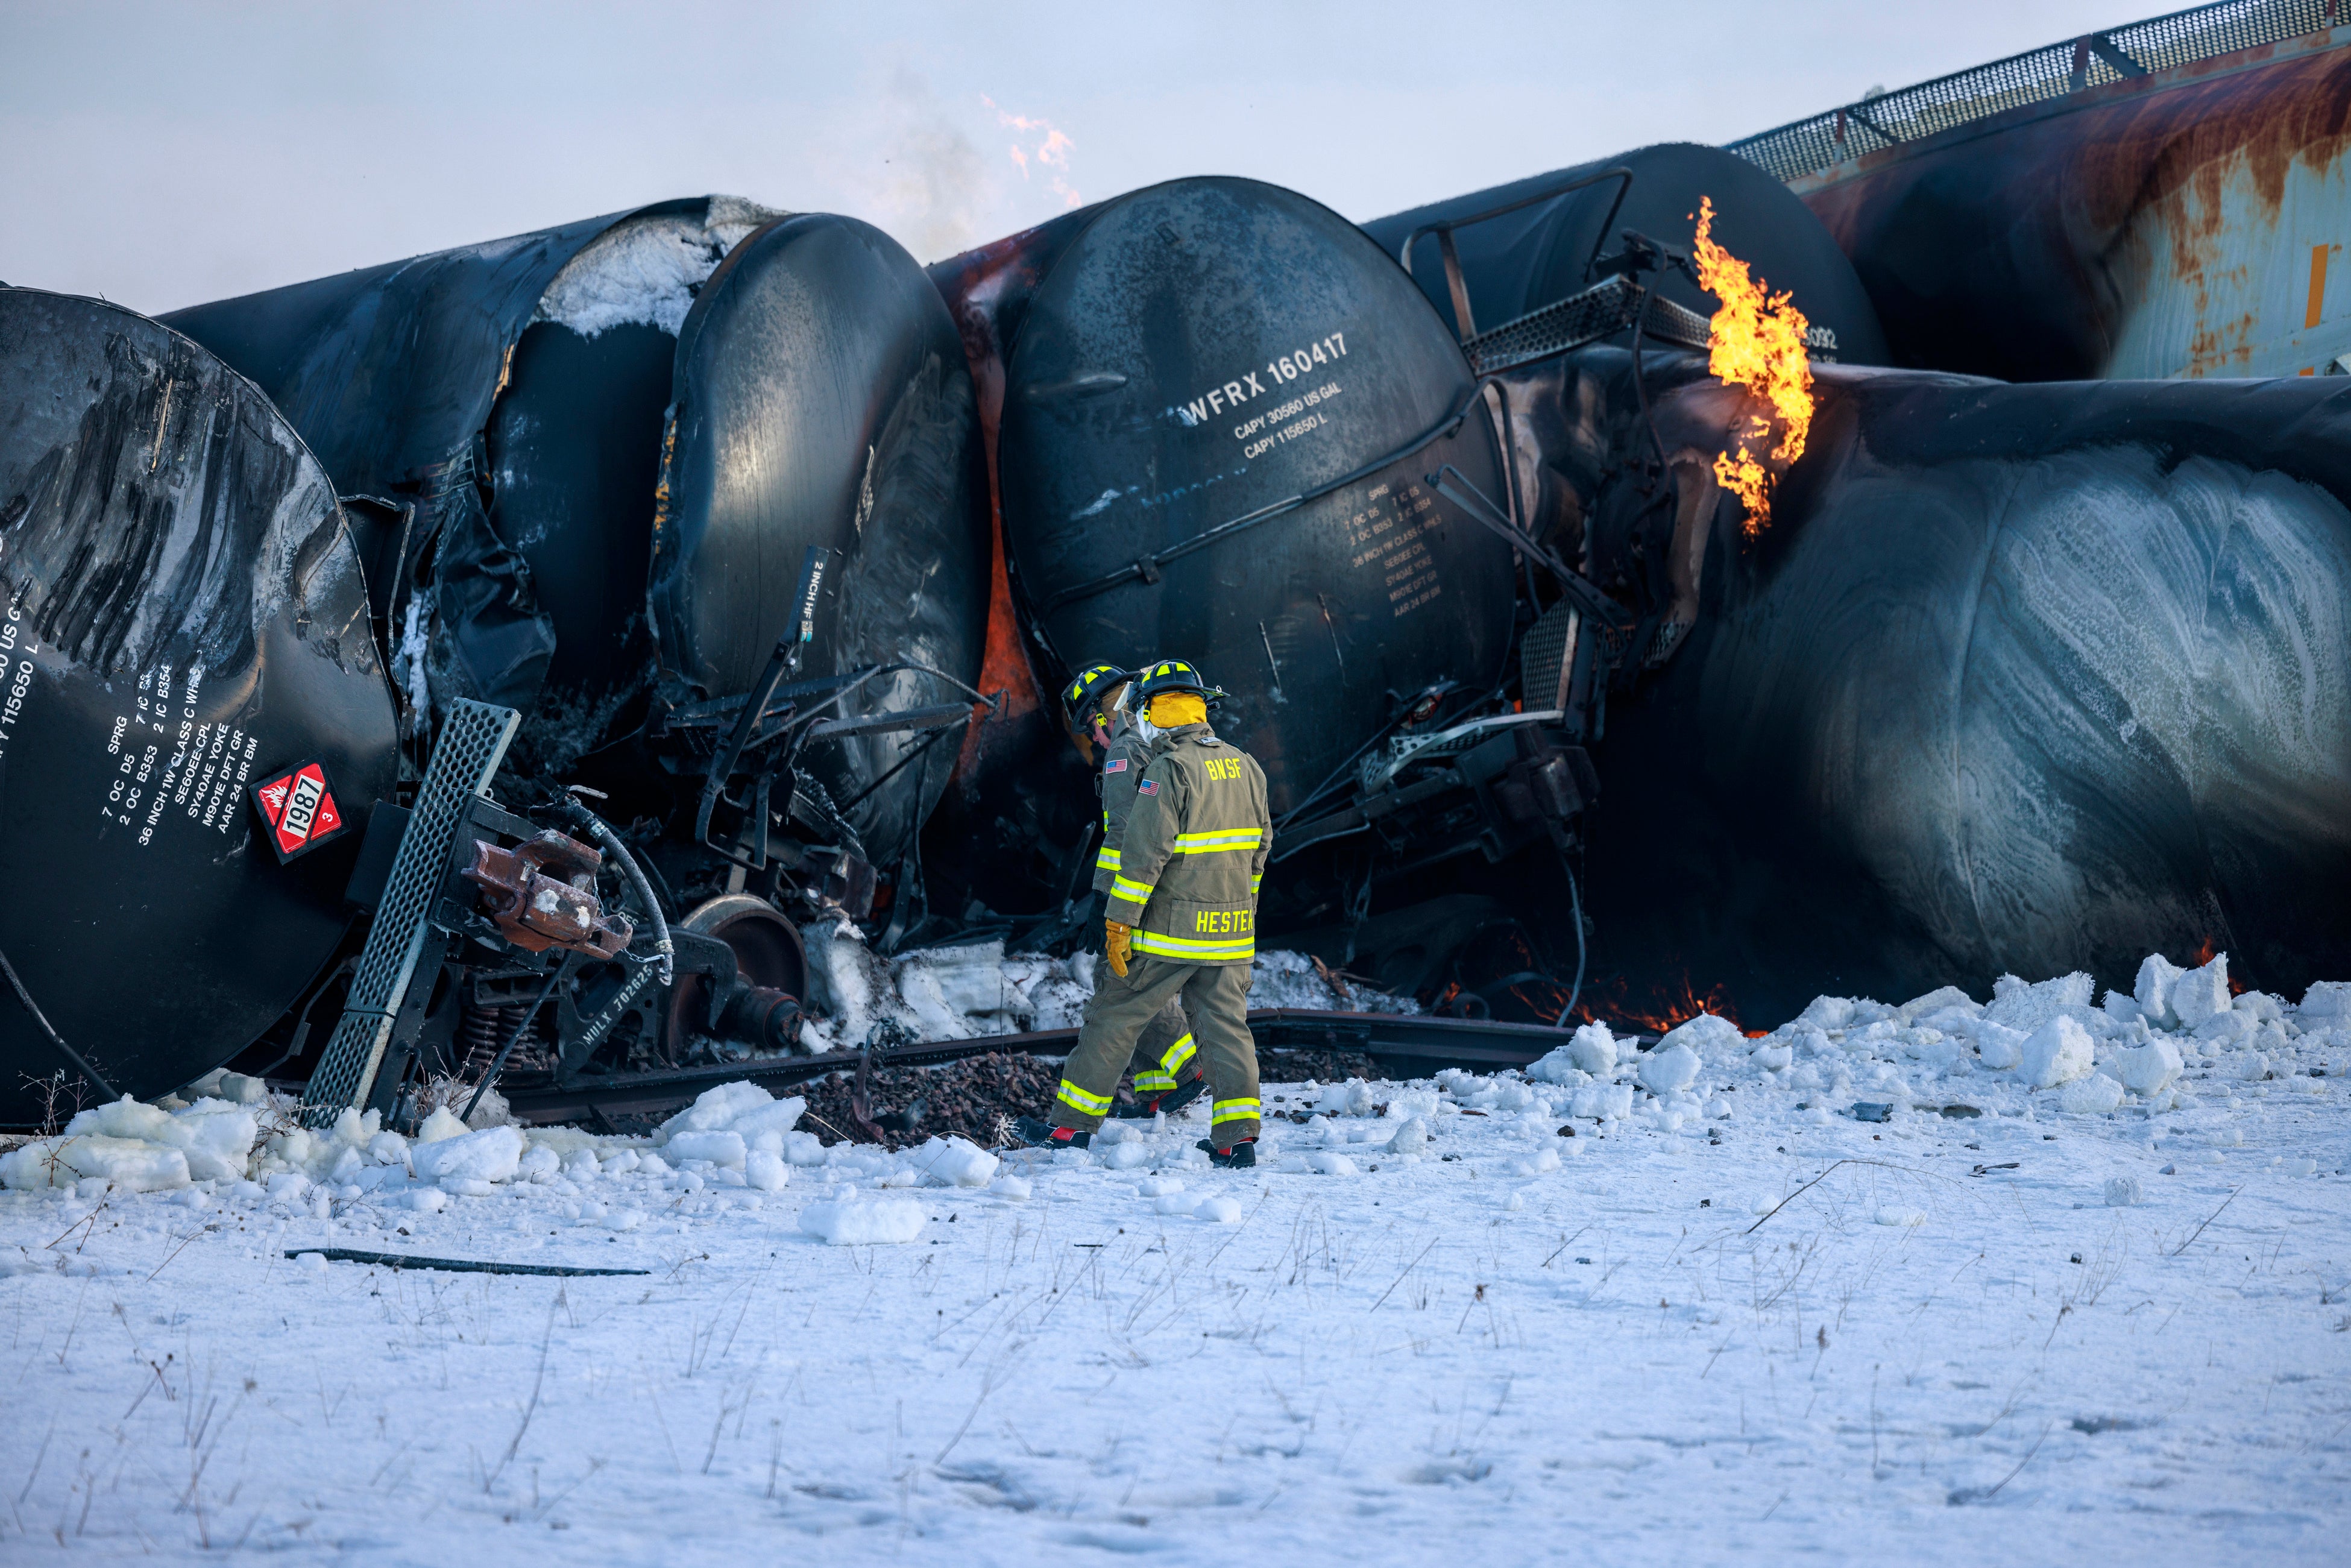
left=532, top=196, right=778, bottom=339
left=3, top=950, right=2347, bottom=1561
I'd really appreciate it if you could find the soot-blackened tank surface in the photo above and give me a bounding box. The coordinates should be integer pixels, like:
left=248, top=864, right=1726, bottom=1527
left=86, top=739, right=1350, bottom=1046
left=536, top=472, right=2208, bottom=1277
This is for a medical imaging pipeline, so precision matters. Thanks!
left=999, top=178, right=1515, bottom=813
left=1567, top=355, right=2351, bottom=1023
left=0, top=289, right=399, bottom=1119
left=658, top=215, right=987, bottom=865
left=1364, top=142, right=1887, bottom=365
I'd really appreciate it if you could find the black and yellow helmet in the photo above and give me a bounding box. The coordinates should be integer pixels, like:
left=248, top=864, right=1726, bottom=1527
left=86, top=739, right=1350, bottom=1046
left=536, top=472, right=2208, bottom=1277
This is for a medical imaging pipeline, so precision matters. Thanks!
left=1060, top=663, right=1130, bottom=722
left=1131, top=658, right=1218, bottom=704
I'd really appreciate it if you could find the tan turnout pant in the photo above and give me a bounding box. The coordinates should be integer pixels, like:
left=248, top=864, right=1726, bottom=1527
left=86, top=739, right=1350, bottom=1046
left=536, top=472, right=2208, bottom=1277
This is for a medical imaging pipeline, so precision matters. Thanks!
left=1053, top=956, right=1259, bottom=1147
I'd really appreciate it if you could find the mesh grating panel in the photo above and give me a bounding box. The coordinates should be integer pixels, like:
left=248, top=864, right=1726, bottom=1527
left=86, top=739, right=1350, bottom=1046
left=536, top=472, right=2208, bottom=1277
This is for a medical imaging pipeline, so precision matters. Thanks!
left=1464, top=276, right=1714, bottom=377
left=299, top=699, right=520, bottom=1127
left=1728, top=1, right=2341, bottom=182
left=1519, top=599, right=1581, bottom=713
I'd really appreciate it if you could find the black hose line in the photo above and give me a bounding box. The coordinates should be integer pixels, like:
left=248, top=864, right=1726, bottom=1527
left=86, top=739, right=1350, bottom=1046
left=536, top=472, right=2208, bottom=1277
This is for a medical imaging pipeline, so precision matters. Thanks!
left=559, top=793, right=673, bottom=988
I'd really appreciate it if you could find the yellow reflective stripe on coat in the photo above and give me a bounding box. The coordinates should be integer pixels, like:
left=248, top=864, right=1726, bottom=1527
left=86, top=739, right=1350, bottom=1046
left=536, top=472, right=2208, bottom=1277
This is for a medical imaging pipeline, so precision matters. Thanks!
left=1212, top=1098, right=1261, bottom=1124
left=1056, top=1080, right=1112, bottom=1114
left=1160, top=1033, right=1197, bottom=1075
left=1131, top=930, right=1254, bottom=962
left=1171, top=829, right=1263, bottom=854
left=1109, top=875, right=1156, bottom=903
left=1250, top=874, right=1262, bottom=894
left=1095, top=845, right=1121, bottom=871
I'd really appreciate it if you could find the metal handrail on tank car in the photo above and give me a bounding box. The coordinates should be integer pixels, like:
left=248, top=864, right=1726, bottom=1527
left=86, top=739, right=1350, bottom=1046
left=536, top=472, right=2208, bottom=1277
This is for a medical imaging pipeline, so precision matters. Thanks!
left=1396, top=167, right=1634, bottom=340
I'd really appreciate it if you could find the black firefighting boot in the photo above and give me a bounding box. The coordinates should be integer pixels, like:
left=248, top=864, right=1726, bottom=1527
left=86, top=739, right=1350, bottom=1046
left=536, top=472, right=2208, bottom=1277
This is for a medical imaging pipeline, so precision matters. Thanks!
left=1197, top=1136, right=1256, bottom=1169
left=1012, top=1116, right=1091, bottom=1150
left=1112, top=1072, right=1208, bottom=1119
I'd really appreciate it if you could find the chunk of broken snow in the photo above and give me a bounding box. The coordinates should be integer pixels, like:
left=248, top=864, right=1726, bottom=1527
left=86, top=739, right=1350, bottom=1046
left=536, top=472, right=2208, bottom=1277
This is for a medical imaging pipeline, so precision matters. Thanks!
left=1658, top=1013, right=1742, bottom=1062
left=1305, top=1151, right=1359, bottom=1176
left=1098, top=1141, right=1152, bottom=1171
left=1540, top=1021, right=1616, bottom=1080
left=744, top=1150, right=790, bottom=1192
left=1194, top=1196, right=1244, bottom=1223
left=1875, top=1207, right=1927, bottom=1227
left=903, top=1136, right=999, bottom=1188
left=2020, top=1017, right=2094, bottom=1089
left=410, top=1125, right=523, bottom=1187
left=2117, top=1036, right=2182, bottom=1096
left=2170, top=954, right=2232, bottom=1031
left=414, top=1107, right=468, bottom=1144
left=2058, top=1072, right=2124, bottom=1115
left=2135, top=954, right=2186, bottom=1029
left=1570, top=1083, right=1634, bottom=1121
left=1984, top=972, right=2094, bottom=1034
left=2299, top=980, right=2351, bottom=1019
left=661, top=1082, right=774, bottom=1138
left=1973, top=1021, right=2026, bottom=1071
left=2103, top=1175, right=2142, bottom=1207
left=1637, top=1043, right=1700, bottom=1095
left=666, top=1130, right=747, bottom=1170
left=799, top=1198, right=925, bottom=1245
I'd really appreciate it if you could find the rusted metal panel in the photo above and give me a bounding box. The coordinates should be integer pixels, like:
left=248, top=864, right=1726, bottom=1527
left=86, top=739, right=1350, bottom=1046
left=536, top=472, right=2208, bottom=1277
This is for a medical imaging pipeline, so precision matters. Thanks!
left=1770, top=24, right=2351, bottom=380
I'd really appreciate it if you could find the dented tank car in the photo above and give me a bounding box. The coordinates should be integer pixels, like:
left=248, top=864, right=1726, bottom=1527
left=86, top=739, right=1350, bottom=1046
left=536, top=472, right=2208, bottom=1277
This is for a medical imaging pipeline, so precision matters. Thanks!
left=0, top=287, right=401, bottom=1123
left=928, top=177, right=1634, bottom=992
left=1493, top=342, right=2351, bottom=1025
left=156, top=203, right=989, bottom=1115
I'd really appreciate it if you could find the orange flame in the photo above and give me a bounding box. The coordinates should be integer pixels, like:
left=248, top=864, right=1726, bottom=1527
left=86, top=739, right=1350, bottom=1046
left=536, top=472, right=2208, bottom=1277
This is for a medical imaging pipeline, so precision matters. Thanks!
left=1566, top=972, right=1746, bottom=1037
left=1691, top=195, right=1814, bottom=534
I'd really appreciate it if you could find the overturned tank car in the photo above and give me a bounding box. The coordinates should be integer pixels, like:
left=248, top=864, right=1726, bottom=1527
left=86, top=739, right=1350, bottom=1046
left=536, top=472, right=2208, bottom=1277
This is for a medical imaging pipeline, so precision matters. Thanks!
left=151, top=203, right=989, bottom=1124
left=929, top=177, right=1636, bottom=996
left=1488, top=340, right=2351, bottom=1025
left=0, top=287, right=400, bottom=1124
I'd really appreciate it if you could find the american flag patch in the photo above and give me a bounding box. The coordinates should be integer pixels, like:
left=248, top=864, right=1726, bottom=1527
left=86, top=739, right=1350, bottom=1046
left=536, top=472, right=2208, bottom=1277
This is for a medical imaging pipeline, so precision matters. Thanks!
left=1137, top=779, right=1158, bottom=796
left=1105, top=758, right=1127, bottom=773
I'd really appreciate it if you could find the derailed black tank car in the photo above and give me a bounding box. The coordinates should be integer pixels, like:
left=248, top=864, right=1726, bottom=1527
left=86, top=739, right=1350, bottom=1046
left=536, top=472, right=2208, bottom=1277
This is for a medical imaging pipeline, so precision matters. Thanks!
left=0, top=288, right=400, bottom=1122
left=160, top=203, right=989, bottom=1103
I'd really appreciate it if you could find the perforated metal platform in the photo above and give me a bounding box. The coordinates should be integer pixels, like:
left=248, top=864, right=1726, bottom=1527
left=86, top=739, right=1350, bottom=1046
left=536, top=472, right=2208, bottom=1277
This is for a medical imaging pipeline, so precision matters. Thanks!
left=1462, top=276, right=1713, bottom=377
left=299, top=700, right=520, bottom=1127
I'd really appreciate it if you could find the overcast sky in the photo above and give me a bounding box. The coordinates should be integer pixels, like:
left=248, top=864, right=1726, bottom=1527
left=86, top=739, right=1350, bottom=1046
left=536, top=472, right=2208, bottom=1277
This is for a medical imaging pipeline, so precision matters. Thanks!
left=4, top=0, right=2139, bottom=313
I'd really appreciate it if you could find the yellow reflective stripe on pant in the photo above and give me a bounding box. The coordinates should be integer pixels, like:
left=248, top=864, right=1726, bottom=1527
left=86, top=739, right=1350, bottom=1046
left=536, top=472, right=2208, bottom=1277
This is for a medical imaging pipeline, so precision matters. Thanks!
left=1160, top=1032, right=1196, bottom=1075
left=1131, top=930, right=1254, bottom=962
left=1212, top=1098, right=1260, bottom=1124
left=1171, top=830, right=1263, bottom=854
left=1110, top=875, right=1155, bottom=903
left=1132, top=1072, right=1177, bottom=1093
left=1056, top=1079, right=1112, bottom=1114
left=1095, top=845, right=1121, bottom=871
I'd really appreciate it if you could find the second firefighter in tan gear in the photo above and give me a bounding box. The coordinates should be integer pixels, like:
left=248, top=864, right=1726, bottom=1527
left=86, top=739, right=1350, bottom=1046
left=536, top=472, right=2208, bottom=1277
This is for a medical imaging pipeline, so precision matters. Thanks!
left=1052, top=663, right=1270, bottom=1151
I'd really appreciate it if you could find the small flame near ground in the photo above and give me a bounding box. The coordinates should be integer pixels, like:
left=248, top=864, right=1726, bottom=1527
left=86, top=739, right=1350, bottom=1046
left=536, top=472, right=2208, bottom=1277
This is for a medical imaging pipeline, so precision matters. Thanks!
left=1692, top=195, right=1814, bottom=534
left=983, top=96, right=1080, bottom=210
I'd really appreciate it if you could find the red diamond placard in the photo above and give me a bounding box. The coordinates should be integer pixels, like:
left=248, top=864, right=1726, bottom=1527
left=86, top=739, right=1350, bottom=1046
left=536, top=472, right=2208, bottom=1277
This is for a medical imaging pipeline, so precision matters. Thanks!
left=251, top=758, right=350, bottom=863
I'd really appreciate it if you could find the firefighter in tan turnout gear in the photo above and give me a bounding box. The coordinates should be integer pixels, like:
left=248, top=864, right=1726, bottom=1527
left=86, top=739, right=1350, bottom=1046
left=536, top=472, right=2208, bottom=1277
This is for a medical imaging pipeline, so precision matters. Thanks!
left=1018, top=660, right=1271, bottom=1167
left=1061, top=663, right=1207, bottom=1117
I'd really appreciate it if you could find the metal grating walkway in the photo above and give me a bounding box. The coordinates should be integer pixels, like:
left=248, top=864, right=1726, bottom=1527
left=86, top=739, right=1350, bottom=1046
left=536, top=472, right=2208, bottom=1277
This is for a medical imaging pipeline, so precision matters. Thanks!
left=1728, top=1, right=2341, bottom=183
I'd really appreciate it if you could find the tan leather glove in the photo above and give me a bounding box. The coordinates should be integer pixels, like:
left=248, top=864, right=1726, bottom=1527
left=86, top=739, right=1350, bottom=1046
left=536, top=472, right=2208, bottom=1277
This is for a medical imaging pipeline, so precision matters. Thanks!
left=1105, top=921, right=1132, bottom=977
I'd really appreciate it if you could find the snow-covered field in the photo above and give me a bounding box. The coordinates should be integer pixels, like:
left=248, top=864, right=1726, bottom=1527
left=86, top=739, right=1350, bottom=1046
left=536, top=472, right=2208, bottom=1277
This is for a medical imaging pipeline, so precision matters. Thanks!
left=3, top=952, right=2347, bottom=1564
